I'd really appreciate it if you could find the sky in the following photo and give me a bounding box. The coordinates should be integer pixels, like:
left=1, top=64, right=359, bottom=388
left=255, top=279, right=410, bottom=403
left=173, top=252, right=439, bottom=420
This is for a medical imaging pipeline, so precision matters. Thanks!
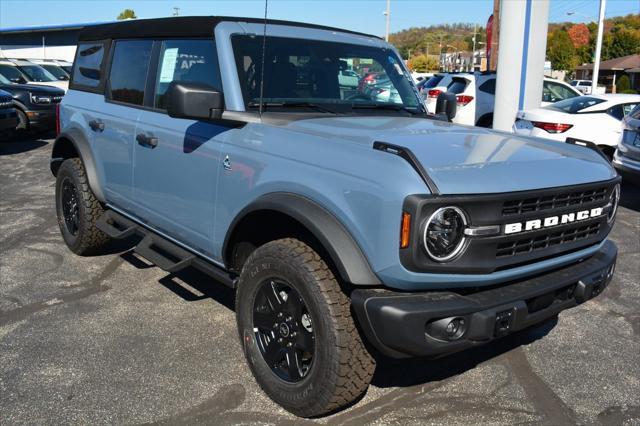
left=0, top=0, right=638, bottom=36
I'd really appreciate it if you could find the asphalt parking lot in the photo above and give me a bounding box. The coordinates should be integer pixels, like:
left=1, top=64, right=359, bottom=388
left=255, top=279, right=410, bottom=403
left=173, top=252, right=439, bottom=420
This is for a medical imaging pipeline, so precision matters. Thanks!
left=1, top=134, right=639, bottom=425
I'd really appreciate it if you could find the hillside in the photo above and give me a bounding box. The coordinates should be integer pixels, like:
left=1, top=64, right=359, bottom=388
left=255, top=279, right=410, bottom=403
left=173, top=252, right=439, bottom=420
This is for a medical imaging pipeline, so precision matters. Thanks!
left=390, top=13, right=639, bottom=66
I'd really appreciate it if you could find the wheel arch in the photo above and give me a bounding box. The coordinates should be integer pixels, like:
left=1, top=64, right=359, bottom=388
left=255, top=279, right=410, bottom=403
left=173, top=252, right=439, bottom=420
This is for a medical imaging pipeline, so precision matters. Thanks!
left=223, top=193, right=381, bottom=286
left=50, top=129, right=106, bottom=202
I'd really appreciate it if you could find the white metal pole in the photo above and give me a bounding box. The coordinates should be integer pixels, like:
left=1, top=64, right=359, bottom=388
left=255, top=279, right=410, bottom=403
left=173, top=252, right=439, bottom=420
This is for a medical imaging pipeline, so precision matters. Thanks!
left=591, top=0, right=606, bottom=94
left=42, top=36, right=46, bottom=59
left=385, top=0, right=391, bottom=42
left=472, top=24, right=477, bottom=71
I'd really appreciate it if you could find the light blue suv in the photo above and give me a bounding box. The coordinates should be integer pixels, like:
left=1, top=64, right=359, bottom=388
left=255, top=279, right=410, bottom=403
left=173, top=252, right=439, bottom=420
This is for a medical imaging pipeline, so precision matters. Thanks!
left=52, top=17, right=620, bottom=417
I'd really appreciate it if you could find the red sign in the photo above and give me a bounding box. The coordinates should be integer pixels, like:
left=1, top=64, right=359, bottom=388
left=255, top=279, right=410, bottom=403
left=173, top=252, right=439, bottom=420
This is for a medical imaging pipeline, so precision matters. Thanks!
left=486, top=14, right=493, bottom=65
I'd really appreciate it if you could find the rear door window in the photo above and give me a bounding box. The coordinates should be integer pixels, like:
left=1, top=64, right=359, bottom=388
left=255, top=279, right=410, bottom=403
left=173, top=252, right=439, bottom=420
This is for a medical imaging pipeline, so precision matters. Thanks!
left=72, top=43, right=106, bottom=88
left=608, top=103, right=640, bottom=120
left=108, top=40, right=153, bottom=106
left=153, top=39, right=221, bottom=110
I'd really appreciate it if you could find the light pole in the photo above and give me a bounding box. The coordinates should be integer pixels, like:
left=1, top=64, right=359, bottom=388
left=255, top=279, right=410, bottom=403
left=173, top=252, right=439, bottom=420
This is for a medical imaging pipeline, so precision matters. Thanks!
left=592, top=0, right=606, bottom=95
left=384, top=0, right=391, bottom=42
left=567, top=1, right=606, bottom=94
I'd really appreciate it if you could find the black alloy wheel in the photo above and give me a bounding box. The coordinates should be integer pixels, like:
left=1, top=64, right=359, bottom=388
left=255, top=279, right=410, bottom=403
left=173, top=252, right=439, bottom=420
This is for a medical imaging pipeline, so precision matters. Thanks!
left=253, top=279, right=315, bottom=382
left=61, top=177, right=80, bottom=236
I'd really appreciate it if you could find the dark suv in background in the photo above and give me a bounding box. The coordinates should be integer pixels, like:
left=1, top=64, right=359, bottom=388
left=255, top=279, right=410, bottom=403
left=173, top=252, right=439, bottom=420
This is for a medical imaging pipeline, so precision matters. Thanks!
left=0, top=74, right=64, bottom=133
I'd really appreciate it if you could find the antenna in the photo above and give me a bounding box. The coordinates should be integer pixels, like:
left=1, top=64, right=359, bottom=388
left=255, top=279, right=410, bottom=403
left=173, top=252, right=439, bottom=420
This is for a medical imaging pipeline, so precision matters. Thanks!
left=258, top=0, right=268, bottom=118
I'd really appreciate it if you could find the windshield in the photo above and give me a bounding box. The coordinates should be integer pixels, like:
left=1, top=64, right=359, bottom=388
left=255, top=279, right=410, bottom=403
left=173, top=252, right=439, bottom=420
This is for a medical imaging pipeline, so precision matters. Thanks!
left=18, top=65, right=58, bottom=82
left=0, top=73, right=11, bottom=84
left=232, top=35, right=421, bottom=112
left=545, top=96, right=606, bottom=113
left=0, top=65, right=28, bottom=83
left=41, top=64, right=70, bottom=80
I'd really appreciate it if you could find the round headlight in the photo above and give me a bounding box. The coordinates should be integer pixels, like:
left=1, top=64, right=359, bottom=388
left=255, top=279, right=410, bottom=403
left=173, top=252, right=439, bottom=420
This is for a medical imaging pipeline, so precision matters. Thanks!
left=423, top=206, right=468, bottom=262
left=607, top=184, right=620, bottom=224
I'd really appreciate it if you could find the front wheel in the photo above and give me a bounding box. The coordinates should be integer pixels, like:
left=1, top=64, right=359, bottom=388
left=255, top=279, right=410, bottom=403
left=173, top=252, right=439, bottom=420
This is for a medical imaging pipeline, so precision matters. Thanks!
left=55, top=158, right=111, bottom=255
left=236, top=238, right=375, bottom=417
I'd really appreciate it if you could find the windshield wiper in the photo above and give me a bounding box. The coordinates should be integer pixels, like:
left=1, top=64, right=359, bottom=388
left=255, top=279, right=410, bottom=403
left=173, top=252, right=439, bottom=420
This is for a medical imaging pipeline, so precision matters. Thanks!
left=248, top=101, right=338, bottom=114
left=351, top=103, right=422, bottom=115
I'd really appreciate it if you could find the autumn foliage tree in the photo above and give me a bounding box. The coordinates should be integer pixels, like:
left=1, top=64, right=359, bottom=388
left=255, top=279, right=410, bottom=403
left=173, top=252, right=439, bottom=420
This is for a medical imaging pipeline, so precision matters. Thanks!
left=568, top=24, right=590, bottom=48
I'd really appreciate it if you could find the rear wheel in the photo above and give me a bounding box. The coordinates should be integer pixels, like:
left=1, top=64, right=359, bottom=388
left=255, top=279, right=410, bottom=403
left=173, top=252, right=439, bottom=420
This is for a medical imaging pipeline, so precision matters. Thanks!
left=236, top=238, right=375, bottom=417
left=55, top=158, right=111, bottom=255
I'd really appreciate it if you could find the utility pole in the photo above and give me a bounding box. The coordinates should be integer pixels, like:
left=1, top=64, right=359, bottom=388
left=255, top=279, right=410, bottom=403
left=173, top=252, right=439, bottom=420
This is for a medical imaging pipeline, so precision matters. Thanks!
left=591, top=0, right=606, bottom=94
left=490, top=0, right=500, bottom=71
left=472, top=24, right=477, bottom=72
left=384, top=0, right=391, bottom=42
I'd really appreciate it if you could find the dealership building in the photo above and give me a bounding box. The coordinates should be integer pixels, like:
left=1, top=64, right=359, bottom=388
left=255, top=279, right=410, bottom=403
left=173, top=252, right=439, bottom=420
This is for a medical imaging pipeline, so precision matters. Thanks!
left=0, top=22, right=108, bottom=61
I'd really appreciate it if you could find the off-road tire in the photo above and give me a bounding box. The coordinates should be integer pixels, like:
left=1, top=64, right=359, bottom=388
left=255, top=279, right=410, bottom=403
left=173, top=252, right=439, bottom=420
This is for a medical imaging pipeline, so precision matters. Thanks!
left=236, top=238, right=376, bottom=417
left=55, top=158, right=110, bottom=255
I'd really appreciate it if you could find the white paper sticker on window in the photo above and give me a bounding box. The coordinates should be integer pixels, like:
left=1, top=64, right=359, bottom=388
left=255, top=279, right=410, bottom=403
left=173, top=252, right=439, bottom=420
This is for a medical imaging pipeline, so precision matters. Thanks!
left=159, top=48, right=179, bottom=83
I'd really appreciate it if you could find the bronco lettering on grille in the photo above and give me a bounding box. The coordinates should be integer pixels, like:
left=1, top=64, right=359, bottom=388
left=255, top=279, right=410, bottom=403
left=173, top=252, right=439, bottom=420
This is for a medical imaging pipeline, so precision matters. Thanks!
left=504, top=207, right=604, bottom=235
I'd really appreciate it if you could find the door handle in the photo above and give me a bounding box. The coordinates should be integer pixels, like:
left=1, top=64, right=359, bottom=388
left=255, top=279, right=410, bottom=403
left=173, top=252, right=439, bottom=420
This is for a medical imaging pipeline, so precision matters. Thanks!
left=136, top=133, right=158, bottom=148
left=88, top=119, right=105, bottom=132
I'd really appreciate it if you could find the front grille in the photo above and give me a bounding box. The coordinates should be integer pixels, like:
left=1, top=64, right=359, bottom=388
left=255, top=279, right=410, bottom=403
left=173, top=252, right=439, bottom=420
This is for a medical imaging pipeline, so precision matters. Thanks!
left=502, top=187, right=607, bottom=216
left=496, top=222, right=601, bottom=258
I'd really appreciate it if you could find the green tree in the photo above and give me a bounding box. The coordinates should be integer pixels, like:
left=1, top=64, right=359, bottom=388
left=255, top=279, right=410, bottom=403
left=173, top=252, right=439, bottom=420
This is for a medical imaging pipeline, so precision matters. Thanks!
left=607, top=28, right=640, bottom=59
left=547, top=30, right=577, bottom=72
left=408, top=54, right=439, bottom=72
left=117, top=9, right=137, bottom=20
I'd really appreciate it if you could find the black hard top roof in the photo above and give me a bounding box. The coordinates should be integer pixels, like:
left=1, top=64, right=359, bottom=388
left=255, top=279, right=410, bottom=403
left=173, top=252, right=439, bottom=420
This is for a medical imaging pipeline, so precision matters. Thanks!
left=78, top=16, right=379, bottom=41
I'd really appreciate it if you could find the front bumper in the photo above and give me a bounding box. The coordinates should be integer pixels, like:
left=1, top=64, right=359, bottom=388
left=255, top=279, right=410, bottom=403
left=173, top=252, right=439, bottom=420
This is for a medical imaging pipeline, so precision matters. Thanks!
left=25, top=109, right=56, bottom=130
left=613, top=150, right=640, bottom=175
left=353, top=240, right=617, bottom=358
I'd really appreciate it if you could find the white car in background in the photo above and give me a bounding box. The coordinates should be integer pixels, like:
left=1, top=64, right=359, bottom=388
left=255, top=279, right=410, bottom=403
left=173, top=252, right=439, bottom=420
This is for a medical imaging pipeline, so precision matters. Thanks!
left=0, top=59, right=68, bottom=92
left=570, top=79, right=606, bottom=95
left=513, top=94, right=640, bottom=159
left=425, top=72, right=581, bottom=127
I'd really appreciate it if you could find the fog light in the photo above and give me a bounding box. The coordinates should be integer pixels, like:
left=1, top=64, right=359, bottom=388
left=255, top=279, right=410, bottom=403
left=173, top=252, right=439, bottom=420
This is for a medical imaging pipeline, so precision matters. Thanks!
left=426, top=316, right=467, bottom=341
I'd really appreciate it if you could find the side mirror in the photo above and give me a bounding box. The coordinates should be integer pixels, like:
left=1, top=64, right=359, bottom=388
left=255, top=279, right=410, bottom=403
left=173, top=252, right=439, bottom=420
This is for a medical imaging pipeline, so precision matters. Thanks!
left=166, top=81, right=224, bottom=120
left=435, top=91, right=457, bottom=121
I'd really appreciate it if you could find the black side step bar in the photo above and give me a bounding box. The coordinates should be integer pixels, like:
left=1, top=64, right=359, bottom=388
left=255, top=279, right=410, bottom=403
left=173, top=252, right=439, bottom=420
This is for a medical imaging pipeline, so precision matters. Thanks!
left=96, top=210, right=237, bottom=288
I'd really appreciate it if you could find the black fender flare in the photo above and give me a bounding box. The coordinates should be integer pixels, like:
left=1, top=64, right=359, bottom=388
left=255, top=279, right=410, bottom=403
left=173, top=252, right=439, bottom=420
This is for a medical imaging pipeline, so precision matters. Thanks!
left=223, top=193, right=382, bottom=286
left=50, top=129, right=106, bottom=202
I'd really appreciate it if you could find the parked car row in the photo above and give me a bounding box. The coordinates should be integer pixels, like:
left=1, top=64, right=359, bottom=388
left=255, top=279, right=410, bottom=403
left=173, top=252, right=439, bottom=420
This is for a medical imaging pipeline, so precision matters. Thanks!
left=0, top=57, right=70, bottom=136
left=421, top=72, right=582, bottom=127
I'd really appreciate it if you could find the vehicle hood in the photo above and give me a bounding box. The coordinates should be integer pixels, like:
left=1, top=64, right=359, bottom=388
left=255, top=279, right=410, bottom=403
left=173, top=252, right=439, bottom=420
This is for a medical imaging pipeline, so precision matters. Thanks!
left=26, top=81, right=68, bottom=93
left=282, top=116, right=616, bottom=194
left=0, top=82, right=66, bottom=95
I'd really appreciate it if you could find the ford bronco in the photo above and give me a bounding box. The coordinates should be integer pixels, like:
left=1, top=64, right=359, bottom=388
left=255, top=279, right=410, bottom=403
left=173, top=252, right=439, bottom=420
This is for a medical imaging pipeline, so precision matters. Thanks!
left=52, top=17, right=620, bottom=417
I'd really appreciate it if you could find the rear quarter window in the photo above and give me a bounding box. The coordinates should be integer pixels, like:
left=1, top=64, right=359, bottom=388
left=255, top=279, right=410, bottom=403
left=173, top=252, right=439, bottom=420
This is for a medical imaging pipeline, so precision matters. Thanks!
left=447, top=77, right=469, bottom=94
left=71, top=42, right=107, bottom=89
